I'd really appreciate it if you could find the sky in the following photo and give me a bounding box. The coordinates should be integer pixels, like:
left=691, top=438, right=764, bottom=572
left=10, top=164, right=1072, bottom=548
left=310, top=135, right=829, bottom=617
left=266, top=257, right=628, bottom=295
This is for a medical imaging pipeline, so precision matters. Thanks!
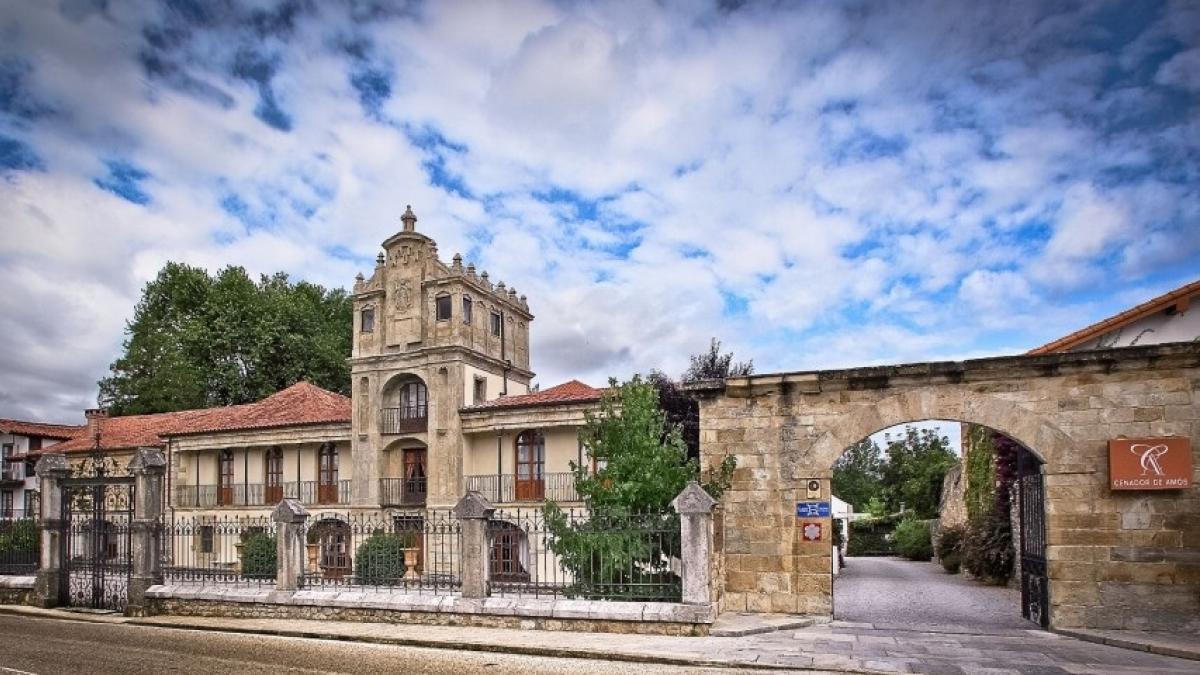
left=1, top=0, right=1197, bottom=425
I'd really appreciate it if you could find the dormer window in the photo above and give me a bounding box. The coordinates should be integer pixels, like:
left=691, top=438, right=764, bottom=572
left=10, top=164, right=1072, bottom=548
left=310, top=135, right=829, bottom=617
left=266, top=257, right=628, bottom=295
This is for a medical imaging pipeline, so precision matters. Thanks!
left=436, top=294, right=452, bottom=321
left=360, top=306, right=375, bottom=333
left=463, top=296, right=473, bottom=324
left=490, top=311, right=502, bottom=336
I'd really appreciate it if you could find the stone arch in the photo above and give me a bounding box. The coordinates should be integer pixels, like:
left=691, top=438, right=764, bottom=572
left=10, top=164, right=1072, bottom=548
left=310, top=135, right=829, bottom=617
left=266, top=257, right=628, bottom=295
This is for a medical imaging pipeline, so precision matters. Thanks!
left=805, top=388, right=1073, bottom=475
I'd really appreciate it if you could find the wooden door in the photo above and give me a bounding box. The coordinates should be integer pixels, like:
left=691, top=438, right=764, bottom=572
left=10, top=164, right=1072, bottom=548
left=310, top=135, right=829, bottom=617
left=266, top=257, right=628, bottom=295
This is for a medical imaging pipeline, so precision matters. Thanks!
left=264, top=447, right=283, bottom=504
left=317, top=443, right=338, bottom=504
left=217, top=450, right=234, bottom=506
left=514, top=431, right=544, bottom=501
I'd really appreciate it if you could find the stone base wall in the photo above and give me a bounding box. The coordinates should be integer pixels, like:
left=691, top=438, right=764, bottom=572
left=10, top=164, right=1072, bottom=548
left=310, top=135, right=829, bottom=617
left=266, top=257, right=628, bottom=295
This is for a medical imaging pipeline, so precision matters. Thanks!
left=144, top=586, right=713, bottom=636
left=0, top=576, right=35, bottom=606
left=695, top=343, right=1200, bottom=631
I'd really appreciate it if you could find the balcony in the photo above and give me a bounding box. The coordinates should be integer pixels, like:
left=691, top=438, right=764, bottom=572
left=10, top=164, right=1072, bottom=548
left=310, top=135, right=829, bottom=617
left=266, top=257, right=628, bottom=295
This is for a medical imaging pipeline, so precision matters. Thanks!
left=380, top=408, right=428, bottom=435
left=174, top=480, right=351, bottom=508
left=465, top=473, right=580, bottom=503
left=0, top=464, right=24, bottom=483
left=379, top=477, right=427, bottom=506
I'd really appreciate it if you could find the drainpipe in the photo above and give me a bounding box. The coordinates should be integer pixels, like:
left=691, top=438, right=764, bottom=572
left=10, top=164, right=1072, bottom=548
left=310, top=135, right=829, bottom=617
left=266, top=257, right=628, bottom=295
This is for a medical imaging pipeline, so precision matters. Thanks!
left=496, top=430, right=503, bottom=498
left=500, top=311, right=509, bottom=396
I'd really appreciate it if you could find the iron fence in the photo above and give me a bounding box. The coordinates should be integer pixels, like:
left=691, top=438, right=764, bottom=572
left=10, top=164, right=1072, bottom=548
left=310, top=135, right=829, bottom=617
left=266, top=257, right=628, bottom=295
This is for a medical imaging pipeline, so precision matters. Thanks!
left=465, top=473, right=581, bottom=503
left=0, top=509, right=38, bottom=575
left=174, top=480, right=352, bottom=508
left=488, top=507, right=682, bottom=602
left=300, top=510, right=461, bottom=594
left=162, top=515, right=277, bottom=585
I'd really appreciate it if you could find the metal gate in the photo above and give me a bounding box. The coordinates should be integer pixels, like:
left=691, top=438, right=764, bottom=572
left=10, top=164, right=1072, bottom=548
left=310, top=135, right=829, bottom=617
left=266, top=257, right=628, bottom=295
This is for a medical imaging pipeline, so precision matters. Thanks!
left=59, top=475, right=135, bottom=611
left=1018, top=473, right=1049, bottom=628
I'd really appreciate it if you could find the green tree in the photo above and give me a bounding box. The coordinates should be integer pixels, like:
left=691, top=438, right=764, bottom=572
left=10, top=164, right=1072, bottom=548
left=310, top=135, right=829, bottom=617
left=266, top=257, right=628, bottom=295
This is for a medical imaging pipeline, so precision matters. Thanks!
left=880, top=426, right=956, bottom=519
left=99, top=262, right=352, bottom=414
left=542, top=376, right=735, bottom=599
left=681, top=338, right=754, bottom=382
left=832, top=438, right=884, bottom=512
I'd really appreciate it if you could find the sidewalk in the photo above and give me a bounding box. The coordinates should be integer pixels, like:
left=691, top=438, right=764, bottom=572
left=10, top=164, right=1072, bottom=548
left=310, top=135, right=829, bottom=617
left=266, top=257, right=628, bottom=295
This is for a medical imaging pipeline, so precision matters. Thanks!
left=2, top=605, right=1198, bottom=674
left=1053, top=627, right=1200, bottom=662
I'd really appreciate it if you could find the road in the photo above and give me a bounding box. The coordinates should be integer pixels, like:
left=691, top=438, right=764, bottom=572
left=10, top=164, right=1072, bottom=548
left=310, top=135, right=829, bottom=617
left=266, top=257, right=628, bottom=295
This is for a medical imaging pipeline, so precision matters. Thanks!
left=0, top=614, right=796, bottom=675
left=834, top=555, right=1029, bottom=631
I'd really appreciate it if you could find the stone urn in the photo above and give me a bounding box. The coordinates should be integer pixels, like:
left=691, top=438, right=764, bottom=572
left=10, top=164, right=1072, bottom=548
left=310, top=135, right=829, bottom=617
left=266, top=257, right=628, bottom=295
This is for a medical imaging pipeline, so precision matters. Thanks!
left=400, top=547, right=420, bottom=581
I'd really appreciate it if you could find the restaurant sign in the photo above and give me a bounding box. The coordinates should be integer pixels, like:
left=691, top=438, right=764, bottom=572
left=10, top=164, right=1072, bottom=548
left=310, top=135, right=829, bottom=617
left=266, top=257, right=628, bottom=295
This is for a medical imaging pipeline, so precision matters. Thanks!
left=1108, top=437, right=1193, bottom=490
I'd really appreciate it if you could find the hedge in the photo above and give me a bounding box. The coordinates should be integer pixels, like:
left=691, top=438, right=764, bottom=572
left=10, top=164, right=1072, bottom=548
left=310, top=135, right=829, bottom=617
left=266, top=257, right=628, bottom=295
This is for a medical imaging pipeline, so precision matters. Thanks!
left=846, top=514, right=900, bottom=556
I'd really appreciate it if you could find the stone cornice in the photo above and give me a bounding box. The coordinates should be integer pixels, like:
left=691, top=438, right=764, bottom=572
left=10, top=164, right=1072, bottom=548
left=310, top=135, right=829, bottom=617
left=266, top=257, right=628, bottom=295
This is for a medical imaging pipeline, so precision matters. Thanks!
left=459, top=401, right=594, bottom=433
left=349, top=345, right=536, bottom=379
left=168, top=422, right=351, bottom=452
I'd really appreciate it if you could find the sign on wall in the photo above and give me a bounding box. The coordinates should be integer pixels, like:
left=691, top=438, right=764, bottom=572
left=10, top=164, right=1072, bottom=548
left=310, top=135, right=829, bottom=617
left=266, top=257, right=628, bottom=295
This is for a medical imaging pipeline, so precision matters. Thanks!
left=801, top=522, right=823, bottom=542
left=796, top=501, right=831, bottom=518
left=1108, top=437, right=1193, bottom=490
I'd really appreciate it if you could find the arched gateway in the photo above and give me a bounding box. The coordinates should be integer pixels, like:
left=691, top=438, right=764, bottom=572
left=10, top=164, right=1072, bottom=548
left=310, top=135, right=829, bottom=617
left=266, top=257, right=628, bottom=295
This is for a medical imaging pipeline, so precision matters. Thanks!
left=692, top=342, right=1200, bottom=632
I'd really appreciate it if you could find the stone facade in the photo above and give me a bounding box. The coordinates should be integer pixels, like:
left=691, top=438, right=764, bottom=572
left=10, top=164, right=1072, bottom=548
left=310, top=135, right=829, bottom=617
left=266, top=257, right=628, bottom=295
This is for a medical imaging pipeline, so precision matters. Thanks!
left=694, top=342, right=1200, bottom=631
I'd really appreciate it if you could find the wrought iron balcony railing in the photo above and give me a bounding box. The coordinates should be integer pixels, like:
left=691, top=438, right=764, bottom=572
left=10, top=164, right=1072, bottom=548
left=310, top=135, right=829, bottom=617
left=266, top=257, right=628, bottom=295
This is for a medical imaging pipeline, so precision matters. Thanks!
left=379, top=477, right=427, bottom=506
left=173, top=480, right=352, bottom=508
left=379, top=408, right=428, bottom=434
left=464, top=473, right=580, bottom=503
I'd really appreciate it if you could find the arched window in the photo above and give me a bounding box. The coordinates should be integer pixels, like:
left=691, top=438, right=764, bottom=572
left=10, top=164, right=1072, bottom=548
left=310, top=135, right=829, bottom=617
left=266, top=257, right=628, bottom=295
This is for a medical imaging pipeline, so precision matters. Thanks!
left=398, top=382, right=427, bottom=420
left=514, top=430, right=545, bottom=501
left=317, top=443, right=339, bottom=504
left=264, top=446, right=283, bottom=504
left=218, top=449, right=234, bottom=506
left=489, top=521, right=530, bottom=582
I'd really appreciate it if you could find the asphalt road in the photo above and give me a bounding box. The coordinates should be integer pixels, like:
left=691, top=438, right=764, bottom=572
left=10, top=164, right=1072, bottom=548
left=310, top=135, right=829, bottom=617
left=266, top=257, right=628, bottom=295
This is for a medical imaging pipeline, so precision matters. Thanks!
left=0, top=614, right=791, bottom=675
left=834, top=556, right=1030, bottom=631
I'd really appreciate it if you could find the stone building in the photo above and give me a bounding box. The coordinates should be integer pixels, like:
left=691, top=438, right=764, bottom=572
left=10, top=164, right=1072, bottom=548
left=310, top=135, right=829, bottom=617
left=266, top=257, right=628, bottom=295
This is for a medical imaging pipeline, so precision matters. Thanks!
left=0, top=419, right=82, bottom=517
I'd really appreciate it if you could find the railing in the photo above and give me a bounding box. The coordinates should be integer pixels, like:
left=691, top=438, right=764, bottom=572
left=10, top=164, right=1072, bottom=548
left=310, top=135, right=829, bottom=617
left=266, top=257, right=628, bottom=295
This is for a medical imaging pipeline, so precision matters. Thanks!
left=380, top=477, right=427, bottom=506
left=174, top=480, right=352, bottom=508
left=380, top=408, right=428, bottom=434
left=465, top=473, right=580, bottom=503
left=1, top=464, right=24, bottom=481
left=162, top=515, right=277, bottom=586
left=488, top=507, right=682, bottom=601
left=300, top=510, right=460, bottom=594
left=0, top=510, right=38, bottom=575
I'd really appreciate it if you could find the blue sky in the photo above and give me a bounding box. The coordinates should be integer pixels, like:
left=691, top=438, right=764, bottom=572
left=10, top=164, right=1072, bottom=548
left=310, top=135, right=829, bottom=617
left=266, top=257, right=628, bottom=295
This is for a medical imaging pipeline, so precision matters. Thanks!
left=0, top=0, right=1197, bottom=424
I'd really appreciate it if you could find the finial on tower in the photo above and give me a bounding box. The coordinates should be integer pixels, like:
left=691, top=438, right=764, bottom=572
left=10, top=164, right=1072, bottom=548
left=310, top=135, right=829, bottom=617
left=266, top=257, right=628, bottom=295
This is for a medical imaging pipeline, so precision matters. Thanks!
left=401, top=205, right=417, bottom=232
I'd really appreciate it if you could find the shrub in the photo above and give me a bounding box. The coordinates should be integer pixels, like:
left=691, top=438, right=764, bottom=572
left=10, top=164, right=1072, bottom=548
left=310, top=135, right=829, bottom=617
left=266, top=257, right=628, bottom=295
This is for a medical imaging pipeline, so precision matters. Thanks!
left=962, top=510, right=1013, bottom=584
left=354, top=532, right=412, bottom=584
left=846, top=514, right=899, bottom=556
left=936, top=525, right=965, bottom=574
left=893, top=518, right=933, bottom=561
left=240, top=532, right=276, bottom=580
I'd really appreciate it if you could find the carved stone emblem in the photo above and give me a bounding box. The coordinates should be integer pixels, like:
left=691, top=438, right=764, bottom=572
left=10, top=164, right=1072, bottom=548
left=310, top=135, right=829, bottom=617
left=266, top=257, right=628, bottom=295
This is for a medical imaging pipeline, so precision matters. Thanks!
left=394, top=279, right=413, bottom=310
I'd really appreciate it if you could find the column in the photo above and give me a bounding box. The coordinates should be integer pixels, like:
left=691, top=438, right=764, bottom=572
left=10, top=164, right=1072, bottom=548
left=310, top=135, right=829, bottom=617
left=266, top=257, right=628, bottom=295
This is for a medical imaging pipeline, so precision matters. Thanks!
left=32, top=453, right=70, bottom=608
left=453, top=491, right=495, bottom=599
left=127, top=447, right=167, bottom=615
left=273, top=498, right=309, bottom=591
left=671, top=481, right=718, bottom=606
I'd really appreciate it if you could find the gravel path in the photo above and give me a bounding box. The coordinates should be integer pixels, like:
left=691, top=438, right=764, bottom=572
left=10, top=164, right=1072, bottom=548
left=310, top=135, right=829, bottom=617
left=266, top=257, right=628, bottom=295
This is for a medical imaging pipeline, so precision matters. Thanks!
left=834, top=555, right=1030, bottom=631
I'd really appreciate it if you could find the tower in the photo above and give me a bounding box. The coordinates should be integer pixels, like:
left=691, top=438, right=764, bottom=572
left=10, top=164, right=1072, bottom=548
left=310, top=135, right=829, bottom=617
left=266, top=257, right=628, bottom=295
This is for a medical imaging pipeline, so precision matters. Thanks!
left=349, top=207, right=534, bottom=508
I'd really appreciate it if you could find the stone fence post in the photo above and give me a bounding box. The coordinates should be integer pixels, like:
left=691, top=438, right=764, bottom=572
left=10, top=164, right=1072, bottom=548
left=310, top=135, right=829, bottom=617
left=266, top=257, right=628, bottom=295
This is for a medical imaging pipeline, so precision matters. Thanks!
left=273, top=499, right=309, bottom=591
left=127, top=447, right=167, bottom=615
left=671, top=481, right=717, bottom=606
left=454, top=491, right=495, bottom=599
left=33, top=453, right=70, bottom=608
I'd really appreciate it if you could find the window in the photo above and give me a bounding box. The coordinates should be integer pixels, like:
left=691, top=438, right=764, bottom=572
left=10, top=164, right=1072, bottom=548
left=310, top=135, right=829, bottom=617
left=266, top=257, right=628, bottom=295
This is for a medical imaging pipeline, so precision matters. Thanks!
left=490, top=311, right=502, bottom=337
left=0, top=490, right=12, bottom=519
left=317, top=443, right=339, bottom=504
left=404, top=448, right=427, bottom=500
left=435, top=294, right=452, bottom=321
left=360, top=306, right=375, bottom=333
left=514, top=430, right=545, bottom=501
left=218, top=449, right=234, bottom=506
left=199, top=525, right=215, bottom=554
left=462, top=296, right=473, bottom=324
left=489, top=522, right=529, bottom=582
left=23, top=490, right=38, bottom=516
left=264, top=447, right=283, bottom=504
left=398, top=381, right=427, bottom=419
left=473, top=377, right=487, bottom=405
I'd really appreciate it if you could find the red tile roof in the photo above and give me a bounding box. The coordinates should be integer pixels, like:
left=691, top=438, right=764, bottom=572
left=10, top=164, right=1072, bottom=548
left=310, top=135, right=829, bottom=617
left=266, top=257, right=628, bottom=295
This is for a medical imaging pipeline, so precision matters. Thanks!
left=0, top=418, right=85, bottom=441
left=1029, top=278, right=1200, bottom=354
left=463, top=379, right=604, bottom=412
left=47, top=382, right=350, bottom=454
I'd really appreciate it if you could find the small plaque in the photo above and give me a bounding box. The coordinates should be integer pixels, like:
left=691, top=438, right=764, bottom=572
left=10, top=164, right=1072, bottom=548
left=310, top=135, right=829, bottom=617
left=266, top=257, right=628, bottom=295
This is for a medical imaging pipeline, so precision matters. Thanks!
left=805, top=479, right=822, bottom=499
left=801, top=521, right=823, bottom=542
left=1108, top=437, right=1193, bottom=490
left=796, top=501, right=831, bottom=518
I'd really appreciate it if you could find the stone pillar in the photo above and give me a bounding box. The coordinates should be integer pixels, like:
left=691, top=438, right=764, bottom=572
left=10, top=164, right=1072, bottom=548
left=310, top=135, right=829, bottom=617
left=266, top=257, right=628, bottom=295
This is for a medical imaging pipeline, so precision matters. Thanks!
left=453, top=491, right=495, bottom=599
left=127, top=447, right=167, bottom=615
left=273, top=499, right=309, bottom=591
left=672, top=481, right=718, bottom=606
left=32, top=454, right=70, bottom=608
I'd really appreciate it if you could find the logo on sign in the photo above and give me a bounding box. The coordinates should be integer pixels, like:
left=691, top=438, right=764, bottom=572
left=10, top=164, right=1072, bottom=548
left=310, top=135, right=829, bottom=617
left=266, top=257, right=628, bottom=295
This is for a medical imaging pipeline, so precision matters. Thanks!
left=1108, top=437, right=1193, bottom=490
left=1131, top=443, right=1169, bottom=476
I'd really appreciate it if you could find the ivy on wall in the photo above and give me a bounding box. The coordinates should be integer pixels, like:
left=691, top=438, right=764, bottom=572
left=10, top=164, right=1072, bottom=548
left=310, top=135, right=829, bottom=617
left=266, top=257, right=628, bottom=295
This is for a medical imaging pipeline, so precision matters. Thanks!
left=963, top=424, right=995, bottom=522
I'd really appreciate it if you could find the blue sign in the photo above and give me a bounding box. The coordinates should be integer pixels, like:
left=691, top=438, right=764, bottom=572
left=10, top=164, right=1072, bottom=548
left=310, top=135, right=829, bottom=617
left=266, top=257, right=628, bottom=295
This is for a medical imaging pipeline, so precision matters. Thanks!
left=796, top=501, right=831, bottom=518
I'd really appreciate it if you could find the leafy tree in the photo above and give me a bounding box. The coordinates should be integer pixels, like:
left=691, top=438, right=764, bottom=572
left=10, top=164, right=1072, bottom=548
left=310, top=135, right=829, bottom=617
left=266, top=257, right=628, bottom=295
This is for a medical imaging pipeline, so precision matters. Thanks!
left=832, top=438, right=884, bottom=511
left=681, top=338, right=754, bottom=382
left=542, top=376, right=735, bottom=600
left=880, top=426, right=956, bottom=519
left=99, top=262, right=352, bottom=414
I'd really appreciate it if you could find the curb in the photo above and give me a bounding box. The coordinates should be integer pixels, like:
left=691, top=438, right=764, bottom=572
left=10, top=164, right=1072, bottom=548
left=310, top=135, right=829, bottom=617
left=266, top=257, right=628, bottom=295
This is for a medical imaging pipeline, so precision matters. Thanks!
left=1052, top=628, right=1200, bottom=663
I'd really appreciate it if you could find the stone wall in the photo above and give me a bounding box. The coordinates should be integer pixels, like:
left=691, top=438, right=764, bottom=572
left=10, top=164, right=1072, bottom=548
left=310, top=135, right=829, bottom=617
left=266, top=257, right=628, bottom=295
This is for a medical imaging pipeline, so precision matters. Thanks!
left=695, top=343, right=1200, bottom=630
left=0, top=576, right=34, bottom=605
